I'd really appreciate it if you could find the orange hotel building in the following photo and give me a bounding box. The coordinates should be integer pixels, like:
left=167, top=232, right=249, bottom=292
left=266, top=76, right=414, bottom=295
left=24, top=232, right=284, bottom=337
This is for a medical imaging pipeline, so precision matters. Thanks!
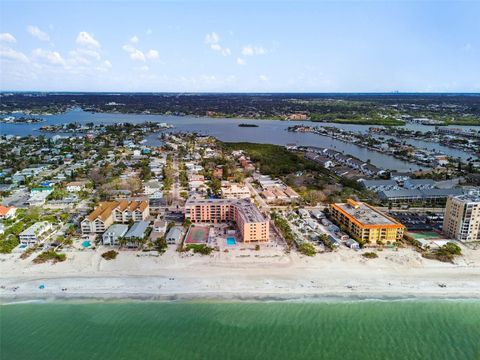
left=185, top=198, right=269, bottom=242
left=330, top=199, right=405, bottom=245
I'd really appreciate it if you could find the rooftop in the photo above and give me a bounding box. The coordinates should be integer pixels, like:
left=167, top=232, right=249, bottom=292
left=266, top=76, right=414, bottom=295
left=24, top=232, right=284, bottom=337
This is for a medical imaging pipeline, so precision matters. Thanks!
left=19, top=221, right=50, bottom=236
left=186, top=198, right=266, bottom=223
left=125, top=221, right=150, bottom=238
left=104, top=224, right=129, bottom=237
left=166, top=226, right=183, bottom=241
left=332, top=199, right=402, bottom=227
left=452, top=192, right=480, bottom=203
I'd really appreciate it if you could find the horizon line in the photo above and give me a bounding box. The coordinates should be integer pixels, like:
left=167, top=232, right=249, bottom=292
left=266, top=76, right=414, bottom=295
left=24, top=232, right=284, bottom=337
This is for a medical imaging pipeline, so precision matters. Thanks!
left=2, top=91, right=480, bottom=95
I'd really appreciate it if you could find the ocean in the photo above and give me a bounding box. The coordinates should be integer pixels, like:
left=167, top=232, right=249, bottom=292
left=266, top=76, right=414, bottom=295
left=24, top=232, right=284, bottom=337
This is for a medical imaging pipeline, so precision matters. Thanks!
left=1, top=300, right=479, bottom=360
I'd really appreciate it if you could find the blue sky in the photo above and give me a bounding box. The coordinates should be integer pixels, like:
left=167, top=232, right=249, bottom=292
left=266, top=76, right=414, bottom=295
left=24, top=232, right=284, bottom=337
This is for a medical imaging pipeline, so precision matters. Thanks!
left=0, top=1, right=479, bottom=92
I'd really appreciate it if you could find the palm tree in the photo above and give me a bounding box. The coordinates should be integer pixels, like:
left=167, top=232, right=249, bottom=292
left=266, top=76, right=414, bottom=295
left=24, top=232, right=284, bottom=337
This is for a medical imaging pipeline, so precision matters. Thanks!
left=136, top=237, right=147, bottom=250
left=117, top=236, right=127, bottom=249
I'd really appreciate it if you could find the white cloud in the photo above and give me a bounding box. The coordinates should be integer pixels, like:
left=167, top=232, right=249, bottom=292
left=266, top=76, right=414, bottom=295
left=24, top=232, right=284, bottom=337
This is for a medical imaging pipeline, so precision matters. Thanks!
left=27, top=25, right=50, bottom=41
left=205, top=32, right=220, bottom=45
left=72, top=48, right=101, bottom=60
left=146, top=49, right=159, bottom=59
left=0, top=33, right=16, bottom=43
left=103, top=60, right=112, bottom=68
left=76, top=31, right=100, bottom=48
left=68, top=48, right=102, bottom=66
left=205, top=32, right=231, bottom=56
left=242, top=45, right=267, bottom=56
left=146, top=29, right=152, bottom=35
left=0, top=46, right=29, bottom=62
left=236, top=57, right=246, bottom=65
left=32, top=48, right=66, bottom=66
left=130, top=35, right=139, bottom=44
left=255, top=47, right=266, bottom=55
left=242, top=46, right=253, bottom=56
left=259, top=74, right=269, bottom=82
left=122, top=44, right=135, bottom=53
left=122, top=43, right=159, bottom=62
left=130, top=49, right=146, bottom=62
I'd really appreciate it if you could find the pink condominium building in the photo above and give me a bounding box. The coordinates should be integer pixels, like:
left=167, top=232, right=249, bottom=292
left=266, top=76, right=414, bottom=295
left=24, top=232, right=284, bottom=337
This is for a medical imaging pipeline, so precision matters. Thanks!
left=185, top=198, right=269, bottom=242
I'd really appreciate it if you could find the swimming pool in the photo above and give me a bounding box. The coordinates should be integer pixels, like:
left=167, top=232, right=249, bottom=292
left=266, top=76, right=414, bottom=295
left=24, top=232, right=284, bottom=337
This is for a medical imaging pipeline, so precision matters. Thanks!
left=226, top=237, right=236, bottom=246
left=81, top=241, right=91, bottom=248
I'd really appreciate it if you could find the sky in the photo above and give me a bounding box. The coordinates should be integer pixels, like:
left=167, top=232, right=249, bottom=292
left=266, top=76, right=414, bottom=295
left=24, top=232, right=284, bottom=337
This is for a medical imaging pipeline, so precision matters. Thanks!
left=0, top=0, right=479, bottom=92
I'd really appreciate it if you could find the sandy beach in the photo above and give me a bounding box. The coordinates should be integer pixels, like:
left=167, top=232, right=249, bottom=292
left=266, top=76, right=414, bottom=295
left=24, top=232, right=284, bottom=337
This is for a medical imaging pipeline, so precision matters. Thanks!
left=1, top=246, right=480, bottom=302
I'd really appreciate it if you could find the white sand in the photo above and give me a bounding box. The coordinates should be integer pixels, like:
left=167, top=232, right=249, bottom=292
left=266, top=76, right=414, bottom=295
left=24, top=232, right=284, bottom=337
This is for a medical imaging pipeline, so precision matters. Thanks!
left=1, top=246, right=479, bottom=301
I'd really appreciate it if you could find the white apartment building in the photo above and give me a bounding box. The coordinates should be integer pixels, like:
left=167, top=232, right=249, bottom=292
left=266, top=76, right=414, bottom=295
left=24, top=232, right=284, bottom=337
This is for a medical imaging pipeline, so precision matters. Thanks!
left=443, top=193, right=480, bottom=242
left=19, top=221, right=53, bottom=245
left=221, top=183, right=251, bottom=200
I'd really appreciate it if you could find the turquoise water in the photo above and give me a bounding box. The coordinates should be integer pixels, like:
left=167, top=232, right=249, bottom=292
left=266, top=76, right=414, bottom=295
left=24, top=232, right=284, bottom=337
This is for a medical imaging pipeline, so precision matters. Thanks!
left=227, top=237, right=236, bottom=245
left=1, top=301, right=479, bottom=360
left=81, top=241, right=91, bottom=248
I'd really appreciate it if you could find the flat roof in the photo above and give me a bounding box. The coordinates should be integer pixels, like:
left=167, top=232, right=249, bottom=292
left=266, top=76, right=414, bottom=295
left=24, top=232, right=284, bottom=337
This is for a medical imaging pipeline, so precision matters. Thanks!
left=451, top=192, right=480, bottom=203
left=186, top=198, right=266, bottom=223
left=332, top=201, right=402, bottom=228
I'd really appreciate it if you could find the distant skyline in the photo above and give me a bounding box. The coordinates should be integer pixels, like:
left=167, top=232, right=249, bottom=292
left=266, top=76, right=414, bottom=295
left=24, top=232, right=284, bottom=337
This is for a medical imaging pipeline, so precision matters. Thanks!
left=1, top=1, right=479, bottom=92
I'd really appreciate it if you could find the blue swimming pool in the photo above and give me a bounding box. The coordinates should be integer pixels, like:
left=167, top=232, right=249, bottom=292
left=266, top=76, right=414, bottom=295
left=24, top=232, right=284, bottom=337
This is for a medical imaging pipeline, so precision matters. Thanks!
left=82, top=241, right=91, bottom=248
left=226, top=237, right=236, bottom=246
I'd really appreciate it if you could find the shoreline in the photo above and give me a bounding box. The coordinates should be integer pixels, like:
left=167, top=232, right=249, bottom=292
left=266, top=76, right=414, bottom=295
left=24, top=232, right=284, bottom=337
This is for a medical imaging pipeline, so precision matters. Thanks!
left=2, top=291, right=480, bottom=305
left=2, top=247, right=479, bottom=304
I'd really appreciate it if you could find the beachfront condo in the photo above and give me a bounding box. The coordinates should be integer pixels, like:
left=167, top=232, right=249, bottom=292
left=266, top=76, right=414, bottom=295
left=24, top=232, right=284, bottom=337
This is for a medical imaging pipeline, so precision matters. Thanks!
left=330, top=199, right=405, bottom=245
left=81, top=200, right=149, bottom=234
left=443, top=193, right=480, bottom=243
left=185, top=198, right=269, bottom=242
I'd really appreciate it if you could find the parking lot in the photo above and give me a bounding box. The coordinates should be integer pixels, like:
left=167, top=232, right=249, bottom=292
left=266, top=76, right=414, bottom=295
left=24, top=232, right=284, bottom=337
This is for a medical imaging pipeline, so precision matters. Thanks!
left=389, top=212, right=444, bottom=232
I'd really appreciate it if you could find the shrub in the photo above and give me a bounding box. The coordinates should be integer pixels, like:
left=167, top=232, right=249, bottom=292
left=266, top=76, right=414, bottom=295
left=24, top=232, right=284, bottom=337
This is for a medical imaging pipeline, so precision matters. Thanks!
left=298, top=243, right=316, bottom=256
left=362, top=252, right=378, bottom=259
left=101, top=250, right=118, bottom=260
left=441, top=242, right=461, bottom=255
left=186, top=244, right=214, bottom=255
left=33, top=250, right=66, bottom=264
left=20, top=246, right=37, bottom=259
left=255, top=244, right=260, bottom=251
left=0, top=238, right=19, bottom=254
left=155, top=237, right=167, bottom=253
left=423, top=242, right=462, bottom=263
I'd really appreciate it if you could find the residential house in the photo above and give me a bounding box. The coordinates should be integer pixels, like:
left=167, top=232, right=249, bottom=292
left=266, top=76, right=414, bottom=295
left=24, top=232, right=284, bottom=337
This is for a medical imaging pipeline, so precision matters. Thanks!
left=66, top=181, right=87, bottom=192
left=165, top=226, right=183, bottom=244
left=102, top=224, right=129, bottom=246
left=153, top=219, right=167, bottom=234
left=19, top=221, right=52, bottom=245
left=144, top=180, right=162, bottom=195
left=0, top=205, right=16, bottom=219
left=124, top=221, right=150, bottom=247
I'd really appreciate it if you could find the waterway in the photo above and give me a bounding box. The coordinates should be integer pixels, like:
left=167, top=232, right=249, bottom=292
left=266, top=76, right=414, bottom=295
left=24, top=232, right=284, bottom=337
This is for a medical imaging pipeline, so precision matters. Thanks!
left=1, top=108, right=477, bottom=172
